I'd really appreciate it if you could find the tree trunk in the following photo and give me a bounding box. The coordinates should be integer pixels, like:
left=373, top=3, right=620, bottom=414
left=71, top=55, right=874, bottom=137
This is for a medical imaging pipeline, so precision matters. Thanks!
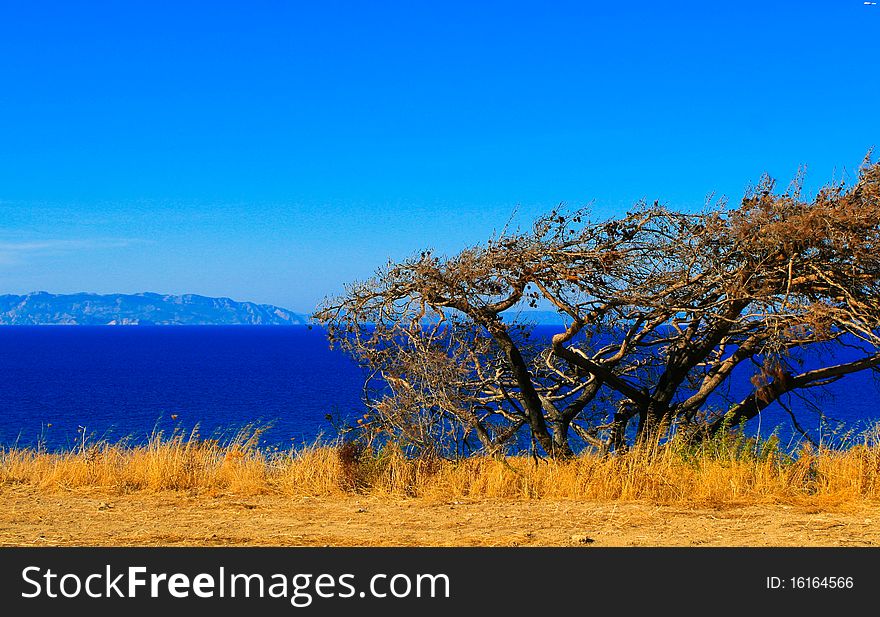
left=605, top=401, right=638, bottom=454
left=636, top=401, right=669, bottom=447
left=487, top=324, right=561, bottom=457
left=552, top=419, right=574, bottom=458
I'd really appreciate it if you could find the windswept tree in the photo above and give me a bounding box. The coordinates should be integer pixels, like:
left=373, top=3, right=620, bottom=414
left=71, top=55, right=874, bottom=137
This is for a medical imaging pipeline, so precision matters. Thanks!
left=316, top=156, right=880, bottom=457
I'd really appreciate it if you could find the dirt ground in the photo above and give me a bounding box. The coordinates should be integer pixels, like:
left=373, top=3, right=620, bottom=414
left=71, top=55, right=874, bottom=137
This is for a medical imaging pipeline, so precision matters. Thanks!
left=1, top=485, right=878, bottom=547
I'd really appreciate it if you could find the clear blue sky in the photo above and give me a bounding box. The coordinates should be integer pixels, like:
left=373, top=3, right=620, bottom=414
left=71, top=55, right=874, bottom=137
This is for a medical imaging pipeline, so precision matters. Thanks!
left=0, top=1, right=877, bottom=313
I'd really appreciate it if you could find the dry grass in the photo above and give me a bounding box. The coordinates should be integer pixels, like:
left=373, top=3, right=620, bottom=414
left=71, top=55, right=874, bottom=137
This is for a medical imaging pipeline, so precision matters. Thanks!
left=3, top=428, right=880, bottom=507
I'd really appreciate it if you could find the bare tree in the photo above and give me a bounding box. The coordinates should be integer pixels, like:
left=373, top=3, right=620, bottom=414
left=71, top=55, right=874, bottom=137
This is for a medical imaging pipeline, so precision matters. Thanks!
left=316, top=156, right=880, bottom=457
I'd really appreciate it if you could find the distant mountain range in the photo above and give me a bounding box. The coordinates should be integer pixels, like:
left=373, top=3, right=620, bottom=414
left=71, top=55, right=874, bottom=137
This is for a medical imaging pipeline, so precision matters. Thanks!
left=509, top=310, right=570, bottom=326
left=0, top=292, right=573, bottom=326
left=0, top=292, right=309, bottom=325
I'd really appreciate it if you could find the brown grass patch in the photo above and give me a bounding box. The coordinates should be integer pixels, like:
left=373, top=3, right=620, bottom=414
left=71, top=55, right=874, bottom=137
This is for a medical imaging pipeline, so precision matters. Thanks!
left=4, top=429, right=880, bottom=507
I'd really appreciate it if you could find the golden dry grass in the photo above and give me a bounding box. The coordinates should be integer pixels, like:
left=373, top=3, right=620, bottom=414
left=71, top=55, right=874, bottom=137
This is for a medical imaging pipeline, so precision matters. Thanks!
left=3, top=429, right=880, bottom=507
left=5, top=430, right=880, bottom=546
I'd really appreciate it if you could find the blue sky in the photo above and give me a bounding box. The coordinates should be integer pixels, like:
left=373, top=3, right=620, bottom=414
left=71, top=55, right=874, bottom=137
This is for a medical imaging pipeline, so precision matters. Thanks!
left=0, top=1, right=877, bottom=312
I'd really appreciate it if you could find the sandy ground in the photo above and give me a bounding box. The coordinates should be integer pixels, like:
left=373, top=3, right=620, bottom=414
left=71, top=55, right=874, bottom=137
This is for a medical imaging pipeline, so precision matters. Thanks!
left=1, top=485, right=878, bottom=547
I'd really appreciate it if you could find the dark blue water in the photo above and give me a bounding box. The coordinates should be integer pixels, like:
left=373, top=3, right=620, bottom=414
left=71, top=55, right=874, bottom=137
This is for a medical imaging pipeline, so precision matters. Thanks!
left=0, top=326, right=366, bottom=450
left=0, top=326, right=878, bottom=451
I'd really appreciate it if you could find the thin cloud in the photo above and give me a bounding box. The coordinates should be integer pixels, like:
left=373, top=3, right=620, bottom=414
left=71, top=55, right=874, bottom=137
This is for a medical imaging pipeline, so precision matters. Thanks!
left=0, top=238, right=152, bottom=266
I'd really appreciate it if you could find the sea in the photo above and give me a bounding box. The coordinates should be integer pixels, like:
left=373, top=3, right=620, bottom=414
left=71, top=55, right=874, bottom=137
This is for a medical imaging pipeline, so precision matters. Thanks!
left=0, top=325, right=878, bottom=452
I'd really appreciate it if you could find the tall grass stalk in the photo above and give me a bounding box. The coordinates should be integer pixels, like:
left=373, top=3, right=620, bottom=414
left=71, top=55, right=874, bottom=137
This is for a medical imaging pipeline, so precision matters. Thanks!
left=3, top=426, right=880, bottom=505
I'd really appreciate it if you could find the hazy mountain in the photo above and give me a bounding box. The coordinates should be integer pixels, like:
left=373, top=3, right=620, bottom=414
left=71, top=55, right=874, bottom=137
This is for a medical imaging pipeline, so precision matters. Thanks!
left=416, top=309, right=571, bottom=326
left=512, top=310, right=571, bottom=326
left=0, top=292, right=308, bottom=325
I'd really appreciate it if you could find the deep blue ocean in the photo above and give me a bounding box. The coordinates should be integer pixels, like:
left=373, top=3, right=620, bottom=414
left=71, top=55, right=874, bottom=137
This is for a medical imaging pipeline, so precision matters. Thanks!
left=0, top=326, right=365, bottom=450
left=0, top=326, right=878, bottom=451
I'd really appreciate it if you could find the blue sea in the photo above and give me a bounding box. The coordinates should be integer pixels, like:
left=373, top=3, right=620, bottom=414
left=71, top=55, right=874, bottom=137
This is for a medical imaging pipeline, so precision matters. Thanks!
left=0, top=326, right=878, bottom=451
left=0, top=326, right=365, bottom=450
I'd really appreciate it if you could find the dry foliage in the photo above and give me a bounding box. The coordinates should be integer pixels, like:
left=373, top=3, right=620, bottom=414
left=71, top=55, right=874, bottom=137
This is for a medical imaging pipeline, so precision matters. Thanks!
left=316, top=156, right=880, bottom=457
left=6, top=429, right=880, bottom=506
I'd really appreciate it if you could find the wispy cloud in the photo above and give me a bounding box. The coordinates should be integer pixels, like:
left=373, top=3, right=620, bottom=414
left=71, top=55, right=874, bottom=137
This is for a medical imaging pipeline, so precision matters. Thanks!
left=0, top=238, right=152, bottom=266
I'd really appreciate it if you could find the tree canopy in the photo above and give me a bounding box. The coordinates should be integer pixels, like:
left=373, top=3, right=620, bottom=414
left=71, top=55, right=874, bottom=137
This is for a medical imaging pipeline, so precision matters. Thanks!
left=316, top=156, right=880, bottom=458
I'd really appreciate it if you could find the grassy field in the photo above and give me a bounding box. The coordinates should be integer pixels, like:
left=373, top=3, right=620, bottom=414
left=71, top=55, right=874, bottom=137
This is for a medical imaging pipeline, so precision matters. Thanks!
left=3, top=429, right=880, bottom=546
left=4, top=428, right=880, bottom=503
